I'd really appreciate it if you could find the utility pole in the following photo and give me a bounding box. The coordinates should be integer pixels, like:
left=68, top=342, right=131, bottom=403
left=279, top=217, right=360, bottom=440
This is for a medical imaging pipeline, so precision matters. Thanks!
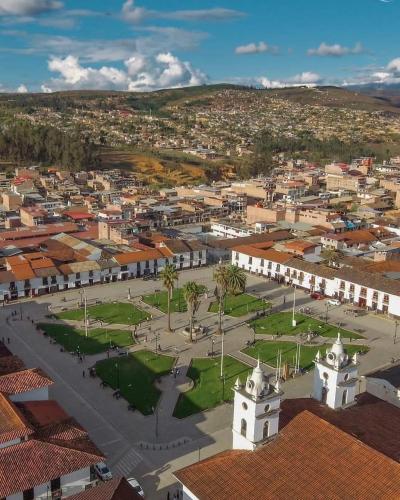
left=394, top=321, right=399, bottom=345
left=292, top=286, right=297, bottom=327
left=84, top=292, right=88, bottom=338
left=220, top=329, right=224, bottom=378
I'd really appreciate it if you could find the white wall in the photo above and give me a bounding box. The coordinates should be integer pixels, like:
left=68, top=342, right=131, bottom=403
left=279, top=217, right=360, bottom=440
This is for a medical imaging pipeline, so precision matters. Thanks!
left=10, top=387, right=48, bottom=403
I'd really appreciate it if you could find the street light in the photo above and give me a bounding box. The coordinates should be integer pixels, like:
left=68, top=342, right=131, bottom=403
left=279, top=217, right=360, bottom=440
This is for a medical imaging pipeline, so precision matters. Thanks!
left=292, top=285, right=297, bottom=327
left=210, top=337, right=215, bottom=357
left=115, top=361, right=120, bottom=389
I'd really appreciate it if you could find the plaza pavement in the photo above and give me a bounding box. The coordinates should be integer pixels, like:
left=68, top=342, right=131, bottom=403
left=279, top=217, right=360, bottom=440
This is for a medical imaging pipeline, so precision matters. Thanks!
left=3, top=266, right=400, bottom=498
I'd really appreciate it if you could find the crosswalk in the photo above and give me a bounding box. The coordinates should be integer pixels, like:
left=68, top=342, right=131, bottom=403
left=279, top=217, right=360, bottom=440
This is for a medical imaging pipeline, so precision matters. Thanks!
left=112, top=447, right=143, bottom=477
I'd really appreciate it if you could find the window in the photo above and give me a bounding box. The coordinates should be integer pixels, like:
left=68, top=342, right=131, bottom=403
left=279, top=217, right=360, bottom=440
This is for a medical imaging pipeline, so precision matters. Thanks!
left=299, top=272, right=304, bottom=281
left=264, top=404, right=270, bottom=413
left=323, top=372, right=329, bottom=380
left=360, top=287, right=367, bottom=297
left=344, top=373, right=349, bottom=381
left=242, top=402, right=248, bottom=410
left=342, top=390, right=347, bottom=406
left=51, top=477, right=61, bottom=493
left=384, top=294, right=389, bottom=303
left=23, top=490, right=34, bottom=500
left=120, top=266, right=127, bottom=273
left=372, top=291, right=378, bottom=301
left=63, top=275, right=68, bottom=282
left=350, top=284, right=355, bottom=293
left=263, top=420, right=269, bottom=439
left=321, top=279, right=326, bottom=288
left=76, top=272, right=81, bottom=279
left=240, top=418, right=247, bottom=437
left=340, top=281, right=345, bottom=290
left=235, top=252, right=239, bottom=261
left=145, top=260, right=149, bottom=269
left=42, top=277, right=48, bottom=286
left=260, top=259, right=264, bottom=267
left=276, top=264, right=280, bottom=272
left=199, top=251, right=203, bottom=259
left=248, top=257, right=253, bottom=265
left=24, top=279, right=30, bottom=288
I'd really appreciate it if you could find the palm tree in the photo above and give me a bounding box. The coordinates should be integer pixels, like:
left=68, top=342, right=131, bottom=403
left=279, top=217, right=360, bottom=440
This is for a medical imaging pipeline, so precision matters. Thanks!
left=227, top=264, right=247, bottom=295
left=182, top=281, right=202, bottom=342
left=213, top=263, right=230, bottom=335
left=159, top=263, right=178, bottom=332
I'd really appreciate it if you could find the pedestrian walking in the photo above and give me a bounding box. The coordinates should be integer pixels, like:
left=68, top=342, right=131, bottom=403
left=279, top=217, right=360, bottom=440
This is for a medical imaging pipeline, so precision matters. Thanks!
left=283, top=295, right=286, bottom=304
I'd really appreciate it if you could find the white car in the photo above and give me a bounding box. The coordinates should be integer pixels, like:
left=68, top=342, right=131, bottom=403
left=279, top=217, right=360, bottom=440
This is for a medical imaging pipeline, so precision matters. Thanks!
left=95, top=462, right=113, bottom=481
left=328, top=299, right=341, bottom=306
left=127, top=477, right=145, bottom=497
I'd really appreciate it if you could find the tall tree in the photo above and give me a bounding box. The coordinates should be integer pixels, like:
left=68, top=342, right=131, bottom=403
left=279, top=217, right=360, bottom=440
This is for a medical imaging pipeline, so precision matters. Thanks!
left=227, top=264, right=247, bottom=295
left=213, top=263, right=230, bottom=335
left=159, top=263, right=178, bottom=332
left=182, top=281, right=202, bottom=342
left=321, top=248, right=342, bottom=267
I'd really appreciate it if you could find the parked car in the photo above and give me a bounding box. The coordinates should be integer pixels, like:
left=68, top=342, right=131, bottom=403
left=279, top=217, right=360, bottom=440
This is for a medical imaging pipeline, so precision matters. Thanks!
left=328, top=299, right=341, bottom=306
left=310, top=292, right=324, bottom=300
left=95, top=462, right=113, bottom=481
left=127, top=477, right=145, bottom=497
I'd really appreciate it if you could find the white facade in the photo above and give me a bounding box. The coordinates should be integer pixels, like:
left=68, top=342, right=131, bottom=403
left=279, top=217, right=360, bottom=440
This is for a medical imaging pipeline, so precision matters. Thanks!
left=232, top=249, right=400, bottom=317
left=10, top=387, right=49, bottom=403
left=313, top=334, right=359, bottom=410
left=6, top=467, right=94, bottom=500
left=232, top=361, right=282, bottom=451
left=211, top=223, right=253, bottom=239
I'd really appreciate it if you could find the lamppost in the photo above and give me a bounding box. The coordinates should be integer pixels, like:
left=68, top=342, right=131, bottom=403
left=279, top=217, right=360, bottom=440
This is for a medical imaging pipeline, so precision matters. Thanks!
left=84, top=291, right=88, bottom=338
left=115, top=361, right=120, bottom=389
left=292, top=285, right=297, bottom=327
left=394, top=320, right=399, bottom=345
left=210, top=337, right=215, bottom=357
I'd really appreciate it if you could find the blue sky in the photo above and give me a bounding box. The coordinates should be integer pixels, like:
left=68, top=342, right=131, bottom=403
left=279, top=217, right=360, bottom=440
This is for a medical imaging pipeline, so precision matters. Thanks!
left=0, top=0, right=399, bottom=92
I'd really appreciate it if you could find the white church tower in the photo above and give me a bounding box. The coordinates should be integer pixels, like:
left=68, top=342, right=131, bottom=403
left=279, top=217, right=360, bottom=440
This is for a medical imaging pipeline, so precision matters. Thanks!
left=313, top=333, right=359, bottom=410
left=232, top=360, right=282, bottom=451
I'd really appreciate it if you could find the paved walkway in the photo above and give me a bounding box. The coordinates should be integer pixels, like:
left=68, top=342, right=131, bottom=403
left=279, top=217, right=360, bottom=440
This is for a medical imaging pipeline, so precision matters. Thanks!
left=4, top=268, right=400, bottom=499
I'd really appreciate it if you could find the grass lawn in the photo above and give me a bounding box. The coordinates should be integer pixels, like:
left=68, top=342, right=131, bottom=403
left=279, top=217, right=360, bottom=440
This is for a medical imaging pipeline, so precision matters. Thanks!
left=173, top=356, right=252, bottom=419
left=250, top=312, right=363, bottom=340
left=95, top=350, right=175, bottom=415
left=142, top=286, right=206, bottom=314
left=208, top=293, right=270, bottom=317
left=55, top=302, right=150, bottom=325
left=38, top=323, right=134, bottom=355
left=243, top=340, right=368, bottom=371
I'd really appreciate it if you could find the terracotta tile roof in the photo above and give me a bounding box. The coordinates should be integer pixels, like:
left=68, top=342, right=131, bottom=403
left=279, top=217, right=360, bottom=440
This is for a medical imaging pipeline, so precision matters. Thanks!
left=114, top=248, right=163, bottom=265
left=0, top=271, right=15, bottom=285
left=280, top=394, right=400, bottom=463
left=0, top=393, right=33, bottom=445
left=34, top=266, right=60, bottom=278
left=286, top=257, right=337, bottom=279
left=0, top=439, right=103, bottom=498
left=175, top=410, right=400, bottom=500
left=68, top=477, right=143, bottom=500
left=207, top=230, right=293, bottom=249
left=234, top=246, right=293, bottom=264
left=17, top=400, right=69, bottom=427
left=0, top=223, right=78, bottom=242
left=0, top=355, right=26, bottom=376
left=0, top=368, right=53, bottom=395
left=336, top=267, right=400, bottom=295
left=10, top=264, right=36, bottom=281
left=284, top=240, right=318, bottom=252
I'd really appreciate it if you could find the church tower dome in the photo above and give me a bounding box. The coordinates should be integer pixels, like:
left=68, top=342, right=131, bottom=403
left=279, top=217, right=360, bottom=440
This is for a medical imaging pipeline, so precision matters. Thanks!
left=313, top=332, right=359, bottom=410
left=232, top=361, right=282, bottom=451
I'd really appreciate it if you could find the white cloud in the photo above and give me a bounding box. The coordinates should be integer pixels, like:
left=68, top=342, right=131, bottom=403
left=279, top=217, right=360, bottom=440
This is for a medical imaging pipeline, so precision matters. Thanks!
left=343, top=57, right=400, bottom=86
left=17, top=84, right=28, bottom=93
left=122, top=0, right=244, bottom=23
left=44, top=52, right=208, bottom=92
left=308, top=42, right=365, bottom=57
left=41, top=84, right=53, bottom=93
left=0, top=0, right=63, bottom=16
left=233, top=71, right=322, bottom=89
left=235, top=41, right=278, bottom=55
